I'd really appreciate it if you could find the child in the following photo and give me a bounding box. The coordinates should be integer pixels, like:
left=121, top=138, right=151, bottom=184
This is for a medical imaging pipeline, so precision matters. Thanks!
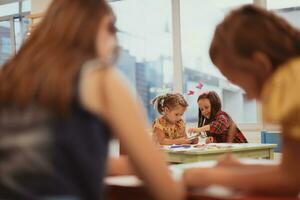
left=183, top=5, right=300, bottom=196
left=188, top=91, right=248, bottom=143
left=0, top=0, right=185, bottom=199
left=152, top=93, right=197, bottom=145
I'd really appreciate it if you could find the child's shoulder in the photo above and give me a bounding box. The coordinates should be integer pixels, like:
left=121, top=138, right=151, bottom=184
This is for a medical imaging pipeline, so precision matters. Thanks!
left=261, top=58, right=300, bottom=139
left=262, top=58, right=300, bottom=119
left=152, top=116, right=167, bottom=128
left=215, top=110, right=230, bottom=118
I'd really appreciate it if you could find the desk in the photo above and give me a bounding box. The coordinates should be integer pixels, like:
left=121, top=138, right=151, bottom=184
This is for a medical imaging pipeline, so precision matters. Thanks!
left=106, top=185, right=298, bottom=200
left=162, top=143, right=277, bottom=163
left=105, top=159, right=298, bottom=200
left=106, top=185, right=299, bottom=200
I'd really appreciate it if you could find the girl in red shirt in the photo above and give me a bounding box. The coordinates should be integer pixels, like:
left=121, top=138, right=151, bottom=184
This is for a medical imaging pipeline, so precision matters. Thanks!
left=188, top=91, right=247, bottom=143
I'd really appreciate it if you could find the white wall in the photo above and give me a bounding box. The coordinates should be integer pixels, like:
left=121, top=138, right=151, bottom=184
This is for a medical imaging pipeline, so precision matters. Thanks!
left=243, top=131, right=261, bottom=143
left=223, top=90, right=243, bottom=123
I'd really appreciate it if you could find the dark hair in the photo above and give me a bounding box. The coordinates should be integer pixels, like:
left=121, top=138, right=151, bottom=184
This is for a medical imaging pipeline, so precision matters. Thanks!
left=0, top=0, right=117, bottom=115
left=152, top=93, right=188, bottom=115
left=210, top=4, right=300, bottom=74
left=197, top=91, right=221, bottom=127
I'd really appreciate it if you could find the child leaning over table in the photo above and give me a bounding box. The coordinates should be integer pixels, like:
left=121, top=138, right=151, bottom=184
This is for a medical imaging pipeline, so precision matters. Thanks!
left=183, top=5, right=300, bottom=196
left=152, top=93, right=198, bottom=145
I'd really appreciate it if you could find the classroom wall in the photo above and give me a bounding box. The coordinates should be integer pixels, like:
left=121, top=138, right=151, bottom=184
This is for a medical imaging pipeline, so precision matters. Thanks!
left=243, top=131, right=261, bottom=143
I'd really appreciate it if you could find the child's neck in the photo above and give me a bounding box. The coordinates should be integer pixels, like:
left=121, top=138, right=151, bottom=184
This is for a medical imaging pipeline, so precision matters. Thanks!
left=163, top=116, right=175, bottom=125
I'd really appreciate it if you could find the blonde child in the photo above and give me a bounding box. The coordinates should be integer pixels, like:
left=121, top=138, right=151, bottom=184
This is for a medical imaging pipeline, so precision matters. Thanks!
left=152, top=93, right=198, bottom=145
left=188, top=91, right=247, bottom=143
left=183, top=5, right=300, bottom=196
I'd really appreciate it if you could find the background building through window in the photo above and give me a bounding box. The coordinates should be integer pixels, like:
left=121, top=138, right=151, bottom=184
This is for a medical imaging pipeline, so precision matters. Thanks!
left=180, top=0, right=257, bottom=125
left=2, top=0, right=300, bottom=128
left=110, top=0, right=173, bottom=123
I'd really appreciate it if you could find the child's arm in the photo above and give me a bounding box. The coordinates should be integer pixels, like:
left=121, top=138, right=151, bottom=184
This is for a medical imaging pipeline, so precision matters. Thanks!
left=183, top=162, right=299, bottom=196
left=106, top=156, right=135, bottom=176
left=183, top=136, right=300, bottom=196
left=188, top=125, right=210, bottom=134
left=80, top=68, right=185, bottom=200
left=181, top=123, right=199, bottom=144
left=183, top=164, right=298, bottom=195
left=188, top=114, right=229, bottom=135
left=206, top=114, right=230, bottom=136
left=154, top=128, right=192, bottom=145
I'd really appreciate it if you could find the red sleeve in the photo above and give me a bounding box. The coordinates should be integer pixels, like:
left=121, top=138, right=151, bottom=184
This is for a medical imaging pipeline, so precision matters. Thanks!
left=208, top=114, right=230, bottom=135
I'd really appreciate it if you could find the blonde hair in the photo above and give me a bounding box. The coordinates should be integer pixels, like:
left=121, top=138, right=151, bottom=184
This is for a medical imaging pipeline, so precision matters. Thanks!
left=152, top=93, right=188, bottom=115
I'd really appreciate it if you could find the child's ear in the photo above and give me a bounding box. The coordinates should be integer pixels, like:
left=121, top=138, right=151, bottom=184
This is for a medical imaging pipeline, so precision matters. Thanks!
left=252, top=51, right=273, bottom=77
left=164, top=107, right=170, bottom=113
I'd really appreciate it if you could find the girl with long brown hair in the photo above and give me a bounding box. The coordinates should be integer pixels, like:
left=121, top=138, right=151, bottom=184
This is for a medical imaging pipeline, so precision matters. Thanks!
left=0, top=0, right=184, bottom=199
left=188, top=91, right=247, bottom=143
left=183, top=5, right=300, bottom=196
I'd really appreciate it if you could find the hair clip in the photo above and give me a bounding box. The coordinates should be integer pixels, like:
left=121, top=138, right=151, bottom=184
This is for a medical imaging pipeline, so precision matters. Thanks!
left=160, top=99, right=165, bottom=107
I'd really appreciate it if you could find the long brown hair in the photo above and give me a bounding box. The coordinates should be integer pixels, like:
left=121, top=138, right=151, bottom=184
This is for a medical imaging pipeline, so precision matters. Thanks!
left=210, top=5, right=300, bottom=74
left=0, top=0, right=116, bottom=115
left=197, top=91, right=221, bottom=127
left=152, top=93, right=188, bottom=115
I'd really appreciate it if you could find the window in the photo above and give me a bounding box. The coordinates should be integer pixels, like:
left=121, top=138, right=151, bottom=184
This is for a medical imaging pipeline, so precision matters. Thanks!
left=22, top=0, right=31, bottom=13
left=276, top=8, right=300, bottom=28
left=267, top=0, right=300, bottom=10
left=0, top=3, right=19, bottom=17
left=110, top=0, right=261, bottom=126
left=180, top=0, right=257, bottom=124
left=0, top=0, right=30, bottom=66
left=14, top=18, right=30, bottom=51
left=110, top=0, right=173, bottom=123
left=0, top=21, right=12, bottom=65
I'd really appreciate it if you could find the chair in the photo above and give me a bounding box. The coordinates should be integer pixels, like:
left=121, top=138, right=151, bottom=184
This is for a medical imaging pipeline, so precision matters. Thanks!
left=261, top=131, right=281, bottom=152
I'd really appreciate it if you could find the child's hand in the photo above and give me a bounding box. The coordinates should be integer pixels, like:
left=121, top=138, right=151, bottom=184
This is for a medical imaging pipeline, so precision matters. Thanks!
left=205, top=136, right=214, bottom=144
left=183, top=166, right=234, bottom=189
left=190, top=137, right=199, bottom=144
left=188, top=128, right=199, bottom=133
left=178, top=138, right=193, bottom=144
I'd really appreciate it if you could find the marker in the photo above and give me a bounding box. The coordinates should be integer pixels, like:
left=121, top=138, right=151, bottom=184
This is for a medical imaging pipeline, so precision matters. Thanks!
left=170, top=145, right=191, bottom=149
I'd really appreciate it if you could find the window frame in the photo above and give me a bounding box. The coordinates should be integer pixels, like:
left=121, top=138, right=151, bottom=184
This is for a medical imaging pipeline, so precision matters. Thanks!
left=108, top=0, right=265, bottom=130
left=0, top=0, right=30, bottom=55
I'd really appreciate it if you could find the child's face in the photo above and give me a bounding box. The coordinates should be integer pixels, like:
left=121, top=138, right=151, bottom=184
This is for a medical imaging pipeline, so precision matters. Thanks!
left=198, top=98, right=211, bottom=119
left=96, top=15, right=117, bottom=64
left=216, top=59, right=261, bottom=99
left=165, top=106, right=186, bottom=124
